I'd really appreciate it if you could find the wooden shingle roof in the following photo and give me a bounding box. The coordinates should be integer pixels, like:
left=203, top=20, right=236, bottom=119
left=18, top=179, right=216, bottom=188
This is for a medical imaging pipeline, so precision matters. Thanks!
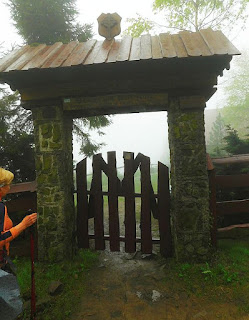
left=0, top=28, right=240, bottom=73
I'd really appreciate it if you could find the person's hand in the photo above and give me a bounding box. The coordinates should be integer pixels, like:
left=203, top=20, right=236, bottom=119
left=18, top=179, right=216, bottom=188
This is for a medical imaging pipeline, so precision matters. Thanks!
left=21, top=213, right=37, bottom=228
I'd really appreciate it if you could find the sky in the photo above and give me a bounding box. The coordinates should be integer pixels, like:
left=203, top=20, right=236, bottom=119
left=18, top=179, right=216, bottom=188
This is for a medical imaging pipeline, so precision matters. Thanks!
left=0, top=0, right=248, bottom=169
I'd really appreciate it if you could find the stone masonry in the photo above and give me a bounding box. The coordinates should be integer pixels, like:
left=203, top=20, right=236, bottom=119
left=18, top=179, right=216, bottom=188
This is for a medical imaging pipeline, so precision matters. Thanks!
left=167, top=97, right=212, bottom=262
left=31, top=104, right=75, bottom=262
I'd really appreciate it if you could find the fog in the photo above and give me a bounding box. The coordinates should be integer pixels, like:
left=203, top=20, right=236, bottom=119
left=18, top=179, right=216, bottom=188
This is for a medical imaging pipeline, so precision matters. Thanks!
left=0, top=0, right=248, bottom=171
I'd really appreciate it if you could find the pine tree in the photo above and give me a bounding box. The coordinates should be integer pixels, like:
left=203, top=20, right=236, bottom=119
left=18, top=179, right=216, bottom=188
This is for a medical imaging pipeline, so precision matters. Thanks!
left=207, top=113, right=227, bottom=157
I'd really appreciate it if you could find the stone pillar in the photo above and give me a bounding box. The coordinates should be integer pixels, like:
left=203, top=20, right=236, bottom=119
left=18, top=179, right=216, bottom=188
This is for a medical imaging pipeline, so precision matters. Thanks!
left=31, top=104, right=75, bottom=262
left=167, top=96, right=212, bottom=262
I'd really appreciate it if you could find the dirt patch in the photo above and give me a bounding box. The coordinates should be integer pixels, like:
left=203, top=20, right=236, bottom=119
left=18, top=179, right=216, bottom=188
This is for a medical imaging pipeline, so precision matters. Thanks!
left=70, top=249, right=249, bottom=320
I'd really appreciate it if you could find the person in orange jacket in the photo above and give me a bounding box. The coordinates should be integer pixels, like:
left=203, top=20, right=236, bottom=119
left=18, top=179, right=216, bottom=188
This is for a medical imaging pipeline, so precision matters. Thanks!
left=0, top=167, right=37, bottom=269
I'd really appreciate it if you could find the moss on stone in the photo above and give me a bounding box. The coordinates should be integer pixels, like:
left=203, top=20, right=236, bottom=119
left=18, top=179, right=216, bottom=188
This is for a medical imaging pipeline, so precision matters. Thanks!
left=41, top=123, right=52, bottom=139
left=52, top=124, right=61, bottom=142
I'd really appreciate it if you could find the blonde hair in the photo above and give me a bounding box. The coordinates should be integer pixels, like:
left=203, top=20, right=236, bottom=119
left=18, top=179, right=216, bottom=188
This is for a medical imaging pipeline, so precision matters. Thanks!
left=0, top=168, right=14, bottom=187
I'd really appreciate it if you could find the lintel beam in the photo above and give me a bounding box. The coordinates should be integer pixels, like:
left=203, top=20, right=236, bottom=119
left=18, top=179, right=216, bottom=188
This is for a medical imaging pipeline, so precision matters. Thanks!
left=62, top=93, right=169, bottom=117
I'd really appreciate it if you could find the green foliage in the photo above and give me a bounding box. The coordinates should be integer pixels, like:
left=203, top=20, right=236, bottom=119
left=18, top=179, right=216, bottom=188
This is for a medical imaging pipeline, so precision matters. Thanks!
left=207, top=113, right=228, bottom=157
left=124, top=14, right=154, bottom=37
left=7, top=0, right=93, bottom=44
left=14, top=249, right=99, bottom=320
left=223, top=125, right=249, bottom=155
left=0, top=86, right=35, bottom=182
left=125, top=0, right=249, bottom=36
left=221, top=50, right=249, bottom=139
left=152, top=0, right=249, bottom=32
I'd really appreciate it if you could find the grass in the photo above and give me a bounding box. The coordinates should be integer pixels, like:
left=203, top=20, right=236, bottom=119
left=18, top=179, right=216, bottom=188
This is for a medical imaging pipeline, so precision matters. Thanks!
left=160, top=239, right=249, bottom=314
left=12, top=239, right=249, bottom=319
left=14, top=249, right=99, bottom=320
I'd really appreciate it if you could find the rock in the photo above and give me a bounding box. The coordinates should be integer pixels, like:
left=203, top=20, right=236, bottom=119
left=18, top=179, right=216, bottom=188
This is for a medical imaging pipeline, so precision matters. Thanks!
left=48, top=280, right=64, bottom=296
left=141, top=253, right=156, bottom=260
left=193, top=310, right=208, bottom=319
left=98, top=263, right=106, bottom=269
left=152, top=290, right=161, bottom=302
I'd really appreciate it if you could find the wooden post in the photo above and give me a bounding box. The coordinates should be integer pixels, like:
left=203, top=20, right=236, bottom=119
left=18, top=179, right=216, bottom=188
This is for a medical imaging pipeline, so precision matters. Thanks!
left=123, top=152, right=136, bottom=253
left=140, top=156, right=152, bottom=254
left=208, top=168, right=217, bottom=248
left=76, top=158, right=89, bottom=248
left=158, top=162, right=172, bottom=257
left=92, top=154, right=105, bottom=250
left=108, top=152, right=120, bottom=251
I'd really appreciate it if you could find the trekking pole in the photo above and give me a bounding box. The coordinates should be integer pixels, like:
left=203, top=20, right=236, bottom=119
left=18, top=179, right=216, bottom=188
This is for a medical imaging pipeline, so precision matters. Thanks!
left=28, top=209, right=36, bottom=320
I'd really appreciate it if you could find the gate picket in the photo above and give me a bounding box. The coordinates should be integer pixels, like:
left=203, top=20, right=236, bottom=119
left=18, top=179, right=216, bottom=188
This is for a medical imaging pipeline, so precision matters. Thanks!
left=158, top=162, right=172, bottom=257
left=108, top=151, right=120, bottom=251
left=123, top=152, right=136, bottom=253
left=76, top=158, right=89, bottom=248
left=92, top=154, right=105, bottom=250
left=140, top=156, right=152, bottom=254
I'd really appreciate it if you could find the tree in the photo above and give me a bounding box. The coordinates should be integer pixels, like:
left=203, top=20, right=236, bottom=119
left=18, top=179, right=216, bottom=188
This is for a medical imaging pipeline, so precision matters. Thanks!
left=8, top=0, right=93, bottom=44
left=206, top=112, right=227, bottom=157
left=124, top=0, right=249, bottom=36
left=223, top=125, right=249, bottom=155
left=221, top=49, right=249, bottom=139
left=0, top=86, right=35, bottom=182
left=2, top=0, right=111, bottom=181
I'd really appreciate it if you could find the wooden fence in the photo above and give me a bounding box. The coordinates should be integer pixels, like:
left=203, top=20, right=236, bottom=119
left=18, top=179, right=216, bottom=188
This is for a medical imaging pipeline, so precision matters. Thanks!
left=76, top=151, right=172, bottom=257
left=208, top=154, right=249, bottom=246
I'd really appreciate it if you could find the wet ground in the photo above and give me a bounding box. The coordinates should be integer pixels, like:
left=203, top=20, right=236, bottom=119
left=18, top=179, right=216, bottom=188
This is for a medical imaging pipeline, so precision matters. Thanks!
left=71, top=247, right=249, bottom=320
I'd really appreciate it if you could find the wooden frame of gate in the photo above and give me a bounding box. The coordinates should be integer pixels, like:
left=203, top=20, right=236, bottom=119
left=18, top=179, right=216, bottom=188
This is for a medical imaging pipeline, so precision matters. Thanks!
left=76, top=151, right=172, bottom=257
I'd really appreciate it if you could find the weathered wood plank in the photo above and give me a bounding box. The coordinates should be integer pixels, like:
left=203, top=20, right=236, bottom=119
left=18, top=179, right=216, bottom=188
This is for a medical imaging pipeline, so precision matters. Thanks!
left=215, top=174, right=249, bottom=188
left=88, top=234, right=161, bottom=244
left=92, top=154, right=105, bottom=250
left=200, top=28, right=228, bottom=55
left=123, top=152, right=136, bottom=253
left=151, top=35, right=163, bottom=59
left=158, top=162, right=172, bottom=257
left=191, top=32, right=212, bottom=56
left=0, top=46, right=30, bottom=72
left=42, top=44, right=67, bottom=68
left=179, top=31, right=201, bottom=56
left=6, top=45, right=47, bottom=71
left=129, top=37, right=141, bottom=61
left=23, top=43, right=63, bottom=69
left=159, top=33, right=177, bottom=58
left=212, top=154, right=249, bottom=165
left=49, top=42, right=79, bottom=68
left=217, top=199, right=249, bottom=215
left=214, top=30, right=240, bottom=55
left=208, top=169, right=217, bottom=248
left=171, top=34, right=188, bottom=58
left=63, top=93, right=169, bottom=112
left=117, top=35, right=132, bottom=62
left=108, top=152, right=120, bottom=251
left=94, top=40, right=114, bottom=64
left=107, top=40, right=121, bottom=63
left=84, top=41, right=103, bottom=65
left=140, top=156, right=152, bottom=254
left=76, top=158, right=89, bottom=248
left=140, top=34, right=152, bottom=60
left=62, top=40, right=97, bottom=66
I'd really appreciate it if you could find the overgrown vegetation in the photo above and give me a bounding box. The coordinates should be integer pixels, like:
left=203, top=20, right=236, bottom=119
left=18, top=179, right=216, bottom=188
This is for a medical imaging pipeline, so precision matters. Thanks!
left=162, top=239, right=249, bottom=313
left=14, top=249, right=99, bottom=320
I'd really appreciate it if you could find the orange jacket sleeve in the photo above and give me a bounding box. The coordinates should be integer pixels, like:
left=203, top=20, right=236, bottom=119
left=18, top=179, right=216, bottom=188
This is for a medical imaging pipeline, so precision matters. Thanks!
left=0, top=202, right=20, bottom=249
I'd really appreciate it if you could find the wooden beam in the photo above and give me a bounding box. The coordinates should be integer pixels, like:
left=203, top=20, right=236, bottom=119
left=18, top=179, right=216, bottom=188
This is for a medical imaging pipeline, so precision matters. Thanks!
left=212, top=154, right=249, bottom=165
left=63, top=93, right=168, bottom=115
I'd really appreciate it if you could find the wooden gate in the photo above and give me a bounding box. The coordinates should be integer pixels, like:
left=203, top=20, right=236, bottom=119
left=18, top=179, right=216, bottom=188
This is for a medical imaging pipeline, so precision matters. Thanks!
left=76, top=152, right=172, bottom=257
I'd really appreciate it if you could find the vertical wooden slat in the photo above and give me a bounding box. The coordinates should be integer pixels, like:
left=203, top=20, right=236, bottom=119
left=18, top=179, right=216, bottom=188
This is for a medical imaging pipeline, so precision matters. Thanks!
left=140, top=156, right=152, bottom=254
left=123, top=152, right=136, bottom=253
left=76, top=158, right=89, bottom=248
left=158, top=162, right=172, bottom=257
left=92, top=154, right=105, bottom=250
left=108, top=152, right=120, bottom=251
left=208, top=168, right=217, bottom=248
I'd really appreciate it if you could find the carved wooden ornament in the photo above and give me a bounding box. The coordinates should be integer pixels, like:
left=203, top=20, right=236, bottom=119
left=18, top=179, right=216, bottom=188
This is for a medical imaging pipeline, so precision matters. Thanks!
left=97, top=13, right=122, bottom=40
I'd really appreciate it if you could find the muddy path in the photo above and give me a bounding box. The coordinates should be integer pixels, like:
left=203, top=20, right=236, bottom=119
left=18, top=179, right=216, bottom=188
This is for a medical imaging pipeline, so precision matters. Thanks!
left=70, top=247, right=249, bottom=320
